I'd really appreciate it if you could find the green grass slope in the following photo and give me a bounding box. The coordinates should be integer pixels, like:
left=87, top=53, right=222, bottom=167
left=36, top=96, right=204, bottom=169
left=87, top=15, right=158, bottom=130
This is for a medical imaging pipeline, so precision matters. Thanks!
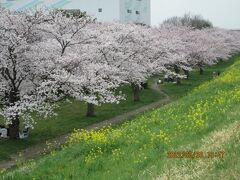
left=1, top=58, right=240, bottom=179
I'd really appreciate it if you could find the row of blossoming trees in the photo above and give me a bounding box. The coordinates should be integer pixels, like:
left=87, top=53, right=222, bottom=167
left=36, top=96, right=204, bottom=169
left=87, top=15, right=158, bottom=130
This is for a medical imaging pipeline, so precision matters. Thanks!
left=0, top=9, right=240, bottom=139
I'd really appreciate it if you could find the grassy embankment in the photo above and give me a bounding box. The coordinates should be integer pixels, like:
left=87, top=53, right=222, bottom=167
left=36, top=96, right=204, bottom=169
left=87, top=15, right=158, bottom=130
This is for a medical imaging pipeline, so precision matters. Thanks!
left=2, top=56, right=240, bottom=179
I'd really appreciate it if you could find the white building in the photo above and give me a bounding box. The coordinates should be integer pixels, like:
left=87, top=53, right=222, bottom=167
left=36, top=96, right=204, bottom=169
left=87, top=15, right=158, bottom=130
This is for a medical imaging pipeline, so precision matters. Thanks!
left=0, top=0, right=151, bottom=25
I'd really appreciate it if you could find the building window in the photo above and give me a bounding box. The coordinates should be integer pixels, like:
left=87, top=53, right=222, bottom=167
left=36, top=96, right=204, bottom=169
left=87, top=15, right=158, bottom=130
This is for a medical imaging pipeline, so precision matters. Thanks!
left=136, top=11, right=140, bottom=15
left=127, top=9, right=132, bottom=13
left=98, top=8, right=102, bottom=12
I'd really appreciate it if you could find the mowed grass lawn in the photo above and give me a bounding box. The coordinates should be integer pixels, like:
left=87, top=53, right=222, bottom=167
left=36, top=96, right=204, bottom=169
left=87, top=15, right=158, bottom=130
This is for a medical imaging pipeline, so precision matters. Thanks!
left=2, top=56, right=240, bottom=179
left=0, top=54, right=238, bottom=162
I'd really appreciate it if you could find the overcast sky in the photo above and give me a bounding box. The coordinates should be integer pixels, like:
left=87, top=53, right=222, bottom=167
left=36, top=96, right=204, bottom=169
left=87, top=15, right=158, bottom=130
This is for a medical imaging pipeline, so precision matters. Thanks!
left=151, top=0, right=240, bottom=29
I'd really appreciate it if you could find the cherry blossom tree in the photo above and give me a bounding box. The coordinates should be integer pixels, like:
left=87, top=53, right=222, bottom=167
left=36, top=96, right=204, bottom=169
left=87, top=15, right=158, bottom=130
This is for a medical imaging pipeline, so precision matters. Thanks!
left=207, top=28, right=240, bottom=59
left=76, top=25, right=127, bottom=116
left=185, top=28, right=239, bottom=74
left=94, top=22, right=157, bottom=101
left=150, top=24, right=193, bottom=84
left=150, top=24, right=239, bottom=82
left=0, top=9, right=61, bottom=139
left=38, top=12, right=126, bottom=117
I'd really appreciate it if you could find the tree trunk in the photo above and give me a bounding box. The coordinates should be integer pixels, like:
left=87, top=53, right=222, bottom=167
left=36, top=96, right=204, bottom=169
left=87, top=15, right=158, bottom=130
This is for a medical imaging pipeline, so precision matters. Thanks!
left=183, top=69, right=189, bottom=79
left=8, top=116, right=20, bottom=139
left=174, top=65, right=180, bottom=74
left=8, top=90, right=20, bottom=139
left=199, top=67, right=204, bottom=75
left=86, top=103, right=95, bottom=117
left=141, top=82, right=148, bottom=89
left=176, top=77, right=181, bottom=85
left=132, top=84, right=140, bottom=102
left=174, top=65, right=181, bottom=85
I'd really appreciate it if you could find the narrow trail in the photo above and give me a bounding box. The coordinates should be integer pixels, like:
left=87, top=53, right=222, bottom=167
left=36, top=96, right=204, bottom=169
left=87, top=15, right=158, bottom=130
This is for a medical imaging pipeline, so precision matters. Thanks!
left=0, top=81, right=170, bottom=170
